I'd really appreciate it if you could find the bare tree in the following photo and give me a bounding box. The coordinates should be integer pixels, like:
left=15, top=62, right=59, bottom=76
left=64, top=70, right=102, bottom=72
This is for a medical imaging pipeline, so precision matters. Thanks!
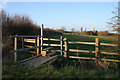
left=60, top=26, right=66, bottom=32
left=81, top=27, right=83, bottom=32
left=71, top=28, right=75, bottom=33
left=107, top=7, right=120, bottom=53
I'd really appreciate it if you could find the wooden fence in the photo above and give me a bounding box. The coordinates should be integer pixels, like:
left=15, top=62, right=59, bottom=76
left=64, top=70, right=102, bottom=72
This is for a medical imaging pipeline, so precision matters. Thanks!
left=10, top=24, right=120, bottom=63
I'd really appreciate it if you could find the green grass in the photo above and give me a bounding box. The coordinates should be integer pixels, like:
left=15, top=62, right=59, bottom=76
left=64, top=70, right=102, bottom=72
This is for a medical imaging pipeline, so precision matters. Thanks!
left=2, top=56, right=120, bottom=78
left=2, top=33, right=120, bottom=78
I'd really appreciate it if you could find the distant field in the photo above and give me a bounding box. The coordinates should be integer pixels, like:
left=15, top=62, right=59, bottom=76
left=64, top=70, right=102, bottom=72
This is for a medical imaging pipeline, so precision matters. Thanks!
left=45, top=33, right=119, bottom=60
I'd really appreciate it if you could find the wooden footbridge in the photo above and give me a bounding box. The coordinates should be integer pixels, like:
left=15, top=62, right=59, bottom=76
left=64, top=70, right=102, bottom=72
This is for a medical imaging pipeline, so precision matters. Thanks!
left=10, top=24, right=120, bottom=67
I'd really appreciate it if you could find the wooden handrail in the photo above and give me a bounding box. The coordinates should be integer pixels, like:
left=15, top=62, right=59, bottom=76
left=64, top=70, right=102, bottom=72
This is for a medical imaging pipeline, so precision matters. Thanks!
left=10, top=46, right=41, bottom=53
left=10, top=35, right=42, bottom=38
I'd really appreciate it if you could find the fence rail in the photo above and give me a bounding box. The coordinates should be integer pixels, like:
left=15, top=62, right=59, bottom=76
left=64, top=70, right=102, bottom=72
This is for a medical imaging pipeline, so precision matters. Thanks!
left=69, top=49, right=95, bottom=53
left=10, top=35, right=42, bottom=38
left=10, top=24, right=120, bottom=63
left=68, top=41, right=95, bottom=45
left=69, top=56, right=120, bottom=62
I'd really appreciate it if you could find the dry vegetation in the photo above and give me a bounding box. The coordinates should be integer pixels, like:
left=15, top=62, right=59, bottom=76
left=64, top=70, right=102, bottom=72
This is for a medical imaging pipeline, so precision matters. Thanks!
left=2, top=10, right=62, bottom=61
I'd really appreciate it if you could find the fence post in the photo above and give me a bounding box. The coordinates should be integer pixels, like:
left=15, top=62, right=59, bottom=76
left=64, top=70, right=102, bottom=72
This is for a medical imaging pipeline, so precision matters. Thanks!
left=41, top=24, right=43, bottom=54
left=35, top=37, right=37, bottom=56
left=14, top=35, right=17, bottom=62
left=95, top=38, right=99, bottom=58
left=60, top=36, right=63, bottom=56
left=64, top=38, right=68, bottom=57
left=22, top=37, right=24, bottom=48
left=37, top=35, right=40, bottom=56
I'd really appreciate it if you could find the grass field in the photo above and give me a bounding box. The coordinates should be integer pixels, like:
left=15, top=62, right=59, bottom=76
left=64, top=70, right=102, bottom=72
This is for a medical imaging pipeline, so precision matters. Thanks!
left=2, top=34, right=120, bottom=78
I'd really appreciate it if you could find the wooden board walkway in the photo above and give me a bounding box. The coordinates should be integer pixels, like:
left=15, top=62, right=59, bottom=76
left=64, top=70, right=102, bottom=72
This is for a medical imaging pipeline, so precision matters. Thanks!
left=19, top=55, right=58, bottom=67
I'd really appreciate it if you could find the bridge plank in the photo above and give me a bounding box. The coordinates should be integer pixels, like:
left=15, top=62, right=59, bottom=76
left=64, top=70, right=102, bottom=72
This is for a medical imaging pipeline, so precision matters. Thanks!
left=20, top=55, right=58, bottom=67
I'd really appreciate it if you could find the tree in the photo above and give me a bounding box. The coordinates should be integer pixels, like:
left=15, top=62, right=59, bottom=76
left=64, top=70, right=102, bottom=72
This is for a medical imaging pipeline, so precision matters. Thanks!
left=71, top=28, right=75, bottom=33
left=85, top=27, right=87, bottom=32
left=107, top=7, right=120, bottom=54
left=81, top=27, right=83, bottom=32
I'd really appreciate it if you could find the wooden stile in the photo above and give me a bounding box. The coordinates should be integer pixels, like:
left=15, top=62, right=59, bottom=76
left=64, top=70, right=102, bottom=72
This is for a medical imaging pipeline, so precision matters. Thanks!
left=41, top=24, right=43, bottom=54
left=60, top=36, right=63, bottom=56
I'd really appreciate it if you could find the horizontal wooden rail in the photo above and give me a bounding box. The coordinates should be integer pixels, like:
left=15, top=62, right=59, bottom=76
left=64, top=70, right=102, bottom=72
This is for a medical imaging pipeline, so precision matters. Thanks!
left=10, top=35, right=42, bottom=38
left=69, top=49, right=95, bottom=53
left=24, top=39, right=35, bottom=43
left=69, top=56, right=120, bottom=62
left=43, top=44, right=61, bottom=47
left=43, top=38, right=61, bottom=41
left=101, top=51, right=120, bottom=55
left=101, top=58, right=120, bottom=62
left=69, top=49, right=120, bottom=56
left=100, top=43, right=117, bottom=46
left=68, top=41, right=95, bottom=45
left=69, top=56, right=96, bottom=60
left=10, top=46, right=41, bottom=53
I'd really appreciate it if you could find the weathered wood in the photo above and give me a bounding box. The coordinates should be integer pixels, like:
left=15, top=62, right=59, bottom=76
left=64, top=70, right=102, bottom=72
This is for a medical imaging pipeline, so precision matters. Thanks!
left=18, top=55, right=41, bottom=63
left=14, top=35, right=17, bottom=62
left=22, top=38, right=24, bottom=48
left=69, top=56, right=96, bottom=60
left=20, top=55, right=58, bottom=67
left=42, top=51, right=47, bottom=57
left=37, top=35, right=40, bottom=55
left=60, top=36, right=63, bottom=56
left=41, top=24, right=43, bottom=54
left=95, top=38, right=99, bottom=58
left=69, top=49, right=95, bottom=53
left=100, top=43, right=117, bottom=46
left=24, top=39, right=35, bottom=43
left=101, top=58, right=120, bottom=62
left=43, top=38, right=61, bottom=41
left=64, top=38, right=68, bottom=57
left=41, top=47, right=53, bottom=56
left=35, top=37, right=37, bottom=56
left=43, top=44, right=61, bottom=47
left=69, top=56, right=120, bottom=62
left=101, top=51, right=120, bottom=55
left=42, top=47, right=53, bottom=51
left=68, top=41, right=95, bottom=45
left=28, top=51, right=36, bottom=54
left=10, top=35, right=41, bottom=38
left=11, top=46, right=41, bottom=53
left=51, top=50, right=61, bottom=52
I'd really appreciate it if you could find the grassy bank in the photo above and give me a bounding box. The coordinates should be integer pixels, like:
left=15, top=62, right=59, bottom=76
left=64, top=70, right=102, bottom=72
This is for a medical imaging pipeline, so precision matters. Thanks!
left=2, top=56, right=120, bottom=78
